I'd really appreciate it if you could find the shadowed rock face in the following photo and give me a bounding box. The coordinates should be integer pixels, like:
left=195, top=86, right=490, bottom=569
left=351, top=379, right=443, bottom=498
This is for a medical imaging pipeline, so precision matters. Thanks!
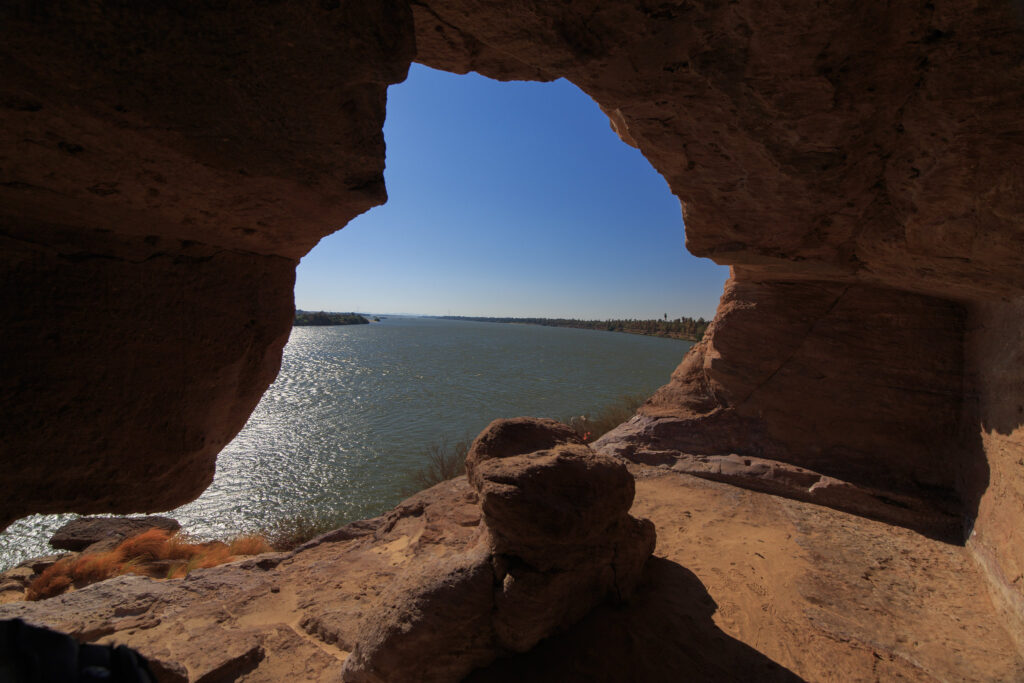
left=0, top=0, right=415, bottom=526
left=594, top=276, right=975, bottom=541
left=0, top=0, right=1022, bottom=646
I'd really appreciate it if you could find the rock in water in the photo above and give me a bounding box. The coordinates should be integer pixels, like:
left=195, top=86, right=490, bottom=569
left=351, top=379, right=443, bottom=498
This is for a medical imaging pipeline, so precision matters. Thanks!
left=49, top=516, right=181, bottom=552
left=340, top=418, right=656, bottom=683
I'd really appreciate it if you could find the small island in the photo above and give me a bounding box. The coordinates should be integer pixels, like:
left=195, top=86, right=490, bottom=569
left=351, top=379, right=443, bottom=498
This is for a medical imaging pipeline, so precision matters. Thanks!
left=294, top=310, right=370, bottom=326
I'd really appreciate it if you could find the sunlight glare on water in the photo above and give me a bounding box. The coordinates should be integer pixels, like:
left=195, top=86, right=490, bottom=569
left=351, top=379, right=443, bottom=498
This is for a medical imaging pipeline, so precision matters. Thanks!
left=0, top=316, right=693, bottom=569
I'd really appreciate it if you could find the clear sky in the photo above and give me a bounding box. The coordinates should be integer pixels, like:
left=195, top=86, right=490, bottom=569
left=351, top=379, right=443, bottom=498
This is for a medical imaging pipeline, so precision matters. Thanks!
left=295, top=64, right=728, bottom=320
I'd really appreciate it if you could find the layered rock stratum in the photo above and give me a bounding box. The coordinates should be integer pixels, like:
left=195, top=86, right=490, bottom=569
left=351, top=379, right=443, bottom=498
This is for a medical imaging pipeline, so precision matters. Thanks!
left=1, top=0, right=1023, bottom=678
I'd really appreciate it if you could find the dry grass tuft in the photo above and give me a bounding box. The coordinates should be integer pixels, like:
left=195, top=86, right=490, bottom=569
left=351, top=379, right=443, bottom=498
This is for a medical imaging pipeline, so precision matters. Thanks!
left=24, top=526, right=277, bottom=600
left=167, top=561, right=193, bottom=580
left=164, top=534, right=203, bottom=560
left=564, top=393, right=646, bottom=443
left=116, top=558, right=151, bottom=577
left=229, top=535, right=272, bottom=556
left=26, top=558, right=75, bottom=601
left=191, top=543, right=233, bottom=569
left=259, top=512, right=353, bottom=552
left=164, top=543, right=231, bottom=578
left=406, top=435, right=470, bottom=494
left=70, top=550, right=125, bottom=584
left=118, top=528, right=174, bottom=560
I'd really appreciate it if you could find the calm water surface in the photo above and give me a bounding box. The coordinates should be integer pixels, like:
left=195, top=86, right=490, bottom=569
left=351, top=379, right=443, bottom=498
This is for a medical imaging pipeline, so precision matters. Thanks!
left=0, top=316, right=692, bottom=569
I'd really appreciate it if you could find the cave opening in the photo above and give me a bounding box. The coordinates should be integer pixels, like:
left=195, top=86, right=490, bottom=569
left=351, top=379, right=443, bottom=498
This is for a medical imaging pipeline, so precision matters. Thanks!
left=0, top=1, right=1020, bottom=664
left=167, top=65, right=729, bottom=548
left=0, top=64, right=729, bottom=570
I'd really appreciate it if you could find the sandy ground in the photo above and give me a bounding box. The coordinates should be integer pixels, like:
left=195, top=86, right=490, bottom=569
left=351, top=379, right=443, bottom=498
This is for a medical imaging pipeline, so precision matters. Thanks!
left=470, top=468, right=1024, bottom=682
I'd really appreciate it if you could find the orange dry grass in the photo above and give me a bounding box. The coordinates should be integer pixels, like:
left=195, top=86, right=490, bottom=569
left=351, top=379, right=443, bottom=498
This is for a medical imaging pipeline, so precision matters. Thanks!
left=26, top=558, right=75, bottom=600
left=118, top=528, right=174, bottom=560
left=164, top=543, right=236, bottom=579
left=25, top=528, right=274, bottom=599
left=26, top=551, right=126, bottom=600
left=114, top=529, right=213, bottom=562
left=164, top=534, right=203, bottom=560
left=192, top=543, right=233, bottom=569
left=229, top=535, right=271, bottom=556
left=70, top=550, right=124, bottom=584
left=116, top=560, right=152, bottom=577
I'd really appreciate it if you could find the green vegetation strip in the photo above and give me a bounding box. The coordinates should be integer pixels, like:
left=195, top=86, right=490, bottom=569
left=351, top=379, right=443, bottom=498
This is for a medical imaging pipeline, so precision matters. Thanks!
left=439, top=315, right=708, bottom=341
left=294, top=311, right=370, bottom=326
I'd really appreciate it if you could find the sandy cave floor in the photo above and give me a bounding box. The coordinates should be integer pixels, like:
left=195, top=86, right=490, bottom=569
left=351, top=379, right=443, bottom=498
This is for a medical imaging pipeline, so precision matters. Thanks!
left=472, top=469, right=1024, bottom=681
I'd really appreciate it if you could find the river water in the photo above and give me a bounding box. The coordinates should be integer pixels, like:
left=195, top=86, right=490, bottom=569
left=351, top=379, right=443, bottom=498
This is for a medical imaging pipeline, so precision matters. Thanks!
left=0, top=316, right=692, bottom=570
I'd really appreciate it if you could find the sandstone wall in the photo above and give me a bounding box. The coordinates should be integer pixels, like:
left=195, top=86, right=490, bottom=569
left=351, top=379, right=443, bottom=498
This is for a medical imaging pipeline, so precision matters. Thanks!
left=1, top=221, right=294, bottom=527
left=0, top=0, right=413, bottom=526
left=653, top=276, right=969, bottom=493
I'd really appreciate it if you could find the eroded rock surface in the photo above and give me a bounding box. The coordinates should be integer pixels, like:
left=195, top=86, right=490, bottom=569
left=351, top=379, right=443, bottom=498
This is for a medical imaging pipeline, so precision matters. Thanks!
left=340, top=418, right=655, bottom=682
left=0, top=467, right=1019, bottom=681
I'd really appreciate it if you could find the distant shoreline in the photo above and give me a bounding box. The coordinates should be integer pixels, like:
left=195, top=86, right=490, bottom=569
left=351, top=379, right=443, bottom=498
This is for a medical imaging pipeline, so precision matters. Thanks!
left=436, top=315, right=707, bottom=342
left=294, top=311, right=370, bottom=326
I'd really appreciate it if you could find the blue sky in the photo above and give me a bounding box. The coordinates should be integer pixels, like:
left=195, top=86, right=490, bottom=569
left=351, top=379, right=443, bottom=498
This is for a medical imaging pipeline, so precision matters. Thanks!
left=295, top=64, right=728, bottom=320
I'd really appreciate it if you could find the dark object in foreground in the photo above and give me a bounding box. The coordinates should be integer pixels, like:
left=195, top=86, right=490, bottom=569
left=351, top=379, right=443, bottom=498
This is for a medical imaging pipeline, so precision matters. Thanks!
left=0, top=618, right=153, bottom=682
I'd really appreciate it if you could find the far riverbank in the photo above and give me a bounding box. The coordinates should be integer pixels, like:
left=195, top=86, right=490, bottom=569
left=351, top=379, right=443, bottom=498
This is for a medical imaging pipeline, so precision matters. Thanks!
left=436, top=315, right=708, bottom=341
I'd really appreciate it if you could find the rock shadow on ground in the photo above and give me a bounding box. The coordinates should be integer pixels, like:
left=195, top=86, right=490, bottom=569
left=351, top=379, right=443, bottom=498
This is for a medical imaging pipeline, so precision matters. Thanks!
left=466, top=557, right=804, bottom=682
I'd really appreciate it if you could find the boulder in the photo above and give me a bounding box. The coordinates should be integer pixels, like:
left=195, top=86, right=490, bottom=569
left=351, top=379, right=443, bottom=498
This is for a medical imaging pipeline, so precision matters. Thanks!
left=468, top=418, right=639, bottom=570
left=340, top=418, right=656, bottom=683
left=464, top=418, right=582, bottom=473
left=49, top=517, right=181, bottom=552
